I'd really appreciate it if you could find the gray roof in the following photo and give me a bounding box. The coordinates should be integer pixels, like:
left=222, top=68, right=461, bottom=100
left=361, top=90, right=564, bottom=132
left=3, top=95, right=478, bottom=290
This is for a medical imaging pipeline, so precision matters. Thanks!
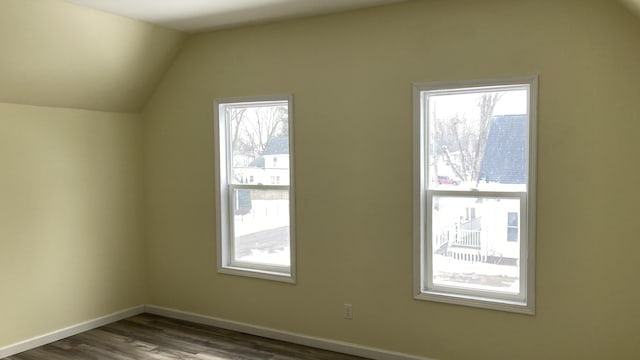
left=479, top=114, right=527, bottom=184
left=248, top=136, right=289, bottom=168
left=262, top=136, right=289, bottom=155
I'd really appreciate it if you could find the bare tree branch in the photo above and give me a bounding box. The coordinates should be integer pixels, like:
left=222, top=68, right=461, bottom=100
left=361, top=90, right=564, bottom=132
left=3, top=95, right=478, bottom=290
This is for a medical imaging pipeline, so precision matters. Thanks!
left=473, top=93, right=504, bottom=182
left=239, top=106, right=287, bottom=159
left=432, top=92, right=504, bottom=184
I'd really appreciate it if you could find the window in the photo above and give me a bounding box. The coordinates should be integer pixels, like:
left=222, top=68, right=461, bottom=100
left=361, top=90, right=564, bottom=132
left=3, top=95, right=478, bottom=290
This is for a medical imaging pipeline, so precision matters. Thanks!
left=214, top=95, right=295, bottom=282
left=413, top=77, right=536, bottom=313
left=507, top=212, right=519, bottom=242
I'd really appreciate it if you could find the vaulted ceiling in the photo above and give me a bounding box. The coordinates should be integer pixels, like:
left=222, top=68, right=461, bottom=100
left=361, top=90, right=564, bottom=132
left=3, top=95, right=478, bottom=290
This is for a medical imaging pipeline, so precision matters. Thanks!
left=0, top=0, right=185, bottom=113
left=0, top=0, right=405, bottom=113
left=0, top=0, right=638, bottom=113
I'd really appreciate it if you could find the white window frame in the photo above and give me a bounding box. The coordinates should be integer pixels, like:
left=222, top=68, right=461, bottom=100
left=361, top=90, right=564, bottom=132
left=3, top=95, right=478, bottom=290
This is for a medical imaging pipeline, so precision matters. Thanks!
left=413, top=77, right=537, bottom=314
left=214, top=94, right=296, bottom=283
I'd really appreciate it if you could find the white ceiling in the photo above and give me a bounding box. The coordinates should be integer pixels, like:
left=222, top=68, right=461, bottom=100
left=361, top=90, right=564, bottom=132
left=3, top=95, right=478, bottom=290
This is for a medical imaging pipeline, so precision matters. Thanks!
left=64, top=0, right=406, bottom=33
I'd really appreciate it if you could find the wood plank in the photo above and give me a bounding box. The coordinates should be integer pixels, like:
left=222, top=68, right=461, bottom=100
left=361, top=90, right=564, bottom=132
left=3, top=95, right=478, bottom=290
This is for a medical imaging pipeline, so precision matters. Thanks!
left=5, top=314, right=369, bottom=360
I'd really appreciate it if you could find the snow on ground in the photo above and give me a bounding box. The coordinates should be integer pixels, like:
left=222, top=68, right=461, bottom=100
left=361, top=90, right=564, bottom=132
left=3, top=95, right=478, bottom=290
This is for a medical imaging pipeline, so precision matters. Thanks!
left=432, top=254, right=520, bottom=293
left=234, top=200, right=289, bottom=236
left=234, top=199, right=290, bottom=266
left=239, top=246, right=290, bottom=266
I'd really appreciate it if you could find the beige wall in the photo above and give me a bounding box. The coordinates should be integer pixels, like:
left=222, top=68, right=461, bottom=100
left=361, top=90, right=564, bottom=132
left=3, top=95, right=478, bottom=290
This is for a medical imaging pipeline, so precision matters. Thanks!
left=0, top=0, right=182, bottom=350
left=0, top=103, right=146, bottom=347
left=3, top=0, right=639, bottom=358
left=143, top=0, right=640, bottom=359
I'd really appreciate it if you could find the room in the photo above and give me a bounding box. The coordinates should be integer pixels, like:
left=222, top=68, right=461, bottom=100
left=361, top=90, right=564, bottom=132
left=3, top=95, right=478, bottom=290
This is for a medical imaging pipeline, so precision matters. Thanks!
left=1, top=0, right=639, bottom=359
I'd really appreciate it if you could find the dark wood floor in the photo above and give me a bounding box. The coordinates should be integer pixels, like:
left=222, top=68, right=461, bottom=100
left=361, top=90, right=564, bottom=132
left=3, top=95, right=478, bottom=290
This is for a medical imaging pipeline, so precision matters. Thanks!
left=5, top=313, right=369, bottom=359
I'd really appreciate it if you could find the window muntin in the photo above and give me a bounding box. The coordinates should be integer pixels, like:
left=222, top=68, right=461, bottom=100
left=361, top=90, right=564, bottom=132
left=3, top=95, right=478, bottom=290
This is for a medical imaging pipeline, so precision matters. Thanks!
left=507, top=212, right=519, bottom=242
left=414, top=78, right=536, bottom=313
left=215, top=96, right=295, bottom=282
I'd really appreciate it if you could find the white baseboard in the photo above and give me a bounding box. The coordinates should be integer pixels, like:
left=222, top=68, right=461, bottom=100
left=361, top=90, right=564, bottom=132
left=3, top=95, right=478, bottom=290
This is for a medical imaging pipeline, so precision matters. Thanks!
left=0, top=305, right=145, bottom=359
left=1, top=304, right=434, bottom=360
left=145, top=304, right=435, bottom=360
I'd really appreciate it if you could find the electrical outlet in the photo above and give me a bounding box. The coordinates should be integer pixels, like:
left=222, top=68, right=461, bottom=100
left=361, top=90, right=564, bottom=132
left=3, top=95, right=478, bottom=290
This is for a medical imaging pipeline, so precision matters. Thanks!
left=344, top=303, right=353, bottom=320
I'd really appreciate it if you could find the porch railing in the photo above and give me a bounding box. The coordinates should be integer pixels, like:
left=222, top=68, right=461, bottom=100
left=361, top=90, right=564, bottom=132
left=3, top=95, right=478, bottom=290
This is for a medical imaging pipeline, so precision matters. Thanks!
left=451, top=229, right=481, bottom=249
left=435, top=228, right=451, bottom=248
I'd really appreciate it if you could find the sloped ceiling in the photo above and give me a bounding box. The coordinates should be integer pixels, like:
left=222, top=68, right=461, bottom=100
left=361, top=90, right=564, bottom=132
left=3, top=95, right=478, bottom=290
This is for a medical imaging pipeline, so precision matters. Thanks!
left=64, top=0, right=407, bottom=33
left=0, top=0, right=185, bottom=113
left=1, top=0, right=635, bottom=113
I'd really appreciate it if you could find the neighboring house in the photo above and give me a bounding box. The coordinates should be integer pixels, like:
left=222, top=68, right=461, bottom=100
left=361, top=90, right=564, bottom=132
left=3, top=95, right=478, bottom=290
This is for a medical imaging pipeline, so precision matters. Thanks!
left=234, top=136, right=290, bottom=186
left=233, top=136, right=290, bottom=214
left=436, top=114, right=526, bottom=265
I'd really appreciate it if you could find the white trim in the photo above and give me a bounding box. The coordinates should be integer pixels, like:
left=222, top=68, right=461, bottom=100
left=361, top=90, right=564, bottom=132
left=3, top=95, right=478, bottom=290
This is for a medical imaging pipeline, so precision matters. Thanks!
left=145, top=305, right=435, bottom=360
left=412, top=76, right=537, bottom=314
left=213, top=94, right=296, bottom=283
left=412, top=83, right=426, bottom=304
left=413, top=76, right=536, bottom=93
left=0, top=305, right=145, bottom=358
left=218, top=265, right=296, bottom=283
left=415, top=291, right=533, bottom=315
left=524, top=76, right=538, bottom=315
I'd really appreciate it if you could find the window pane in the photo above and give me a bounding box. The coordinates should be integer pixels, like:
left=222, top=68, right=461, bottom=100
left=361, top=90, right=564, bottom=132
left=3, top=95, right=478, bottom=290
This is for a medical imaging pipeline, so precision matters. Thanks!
left=232, top=189, right=290, bottom=267
left=227, top=103, right=289, bottom=185
left=431, top=196, right=520, bottom=294
left=427, top=88, right=528, bottom=192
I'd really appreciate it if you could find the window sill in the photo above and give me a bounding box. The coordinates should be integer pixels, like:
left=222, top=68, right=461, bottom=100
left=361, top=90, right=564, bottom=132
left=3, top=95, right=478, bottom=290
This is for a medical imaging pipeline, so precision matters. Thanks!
left=415, top=290, right=534, bottom=315
left=218, top=265, right=295, bottom=284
